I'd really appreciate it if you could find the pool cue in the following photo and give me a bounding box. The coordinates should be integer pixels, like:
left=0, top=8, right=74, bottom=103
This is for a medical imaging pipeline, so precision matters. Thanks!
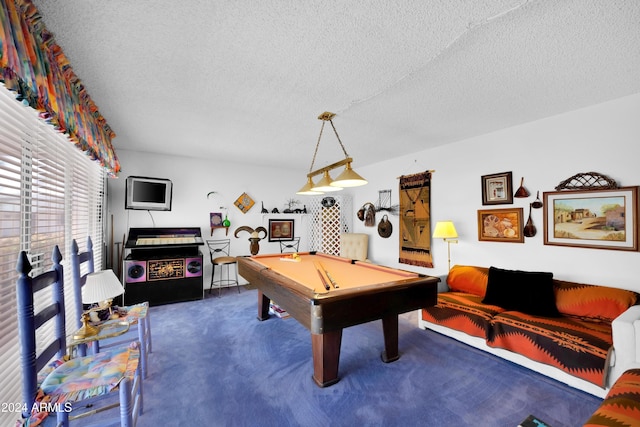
left=315, top=268, right=330, bottom=291
left=318, top=262, right=339, bottom=289
left=313, top=262, right=331, bottom=291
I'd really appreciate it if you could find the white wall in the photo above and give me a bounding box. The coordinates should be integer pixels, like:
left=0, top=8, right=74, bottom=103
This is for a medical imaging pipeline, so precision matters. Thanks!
left=350, top=93, right=640, bottom=292
left=108, top=151, right=311, bottom=285
left=109, top=93, right=640, bottom=292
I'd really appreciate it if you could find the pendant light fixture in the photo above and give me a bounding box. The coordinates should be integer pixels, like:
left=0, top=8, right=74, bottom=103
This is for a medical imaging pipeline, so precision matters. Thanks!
left=296, top=112, right=367, bottom=195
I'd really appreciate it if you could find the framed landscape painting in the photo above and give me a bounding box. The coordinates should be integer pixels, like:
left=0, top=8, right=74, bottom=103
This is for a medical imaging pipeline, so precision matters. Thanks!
left=543, top=186, right=639, bottom=251
left=477, top=208, right=524, bottom=243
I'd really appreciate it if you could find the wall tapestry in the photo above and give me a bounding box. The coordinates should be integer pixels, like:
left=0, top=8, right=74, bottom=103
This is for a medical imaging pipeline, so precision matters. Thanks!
left=399, top=171, right=433, bottom=267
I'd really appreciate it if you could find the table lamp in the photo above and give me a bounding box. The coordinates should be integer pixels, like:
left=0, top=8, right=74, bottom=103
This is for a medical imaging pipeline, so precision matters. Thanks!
left=432, top=221, right=458, bottom=271
left=74, top=269, right=125, bottom=339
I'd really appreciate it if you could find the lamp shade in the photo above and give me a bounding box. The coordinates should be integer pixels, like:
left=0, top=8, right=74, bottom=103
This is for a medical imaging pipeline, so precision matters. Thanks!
left=296, top=177, right=324, bottom=195
left=330, top=163, right=368, bottom=188
left=432, top=221, right=458, bottom=239
left=311, top=171, right=343, bottom=192
left=82, top=269, right=124, bottom=304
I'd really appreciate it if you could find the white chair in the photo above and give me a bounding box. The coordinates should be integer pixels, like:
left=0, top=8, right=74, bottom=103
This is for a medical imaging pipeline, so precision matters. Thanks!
left=339, top=233, right=369, bottom=261
left=71, top=237, right=152, bottom=378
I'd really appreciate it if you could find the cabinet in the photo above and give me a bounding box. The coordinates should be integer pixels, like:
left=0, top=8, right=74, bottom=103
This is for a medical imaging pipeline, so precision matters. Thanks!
left=308, top=195, right=352, bottom=255
left=124, top=251, right=203, bottom=306
left=123, top=227, right=204, bottom=306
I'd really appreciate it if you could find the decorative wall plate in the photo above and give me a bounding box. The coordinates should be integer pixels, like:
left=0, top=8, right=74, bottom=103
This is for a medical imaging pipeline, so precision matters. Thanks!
left=234, top=192, right=255, bottom=213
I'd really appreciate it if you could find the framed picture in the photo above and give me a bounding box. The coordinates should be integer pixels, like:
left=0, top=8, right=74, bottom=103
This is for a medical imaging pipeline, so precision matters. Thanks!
left=481, top=171, right=513, bottom=205
left=268, top=219, right=294, bottom=242
left=210, top=212, right=223, bottom=227
left=543, top=186, right=639, bottom=251
left=234, top=192, right=255, bottom=213
left=478, top=208, right=524, bottom=243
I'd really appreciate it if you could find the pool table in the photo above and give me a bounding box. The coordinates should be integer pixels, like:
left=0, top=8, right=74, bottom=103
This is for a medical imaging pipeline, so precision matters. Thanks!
left=237, top=252, right=439, bottom=387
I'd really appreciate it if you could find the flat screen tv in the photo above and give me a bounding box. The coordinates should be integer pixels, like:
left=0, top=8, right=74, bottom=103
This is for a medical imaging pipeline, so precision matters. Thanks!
left=125, top=176, right=173, bottom=211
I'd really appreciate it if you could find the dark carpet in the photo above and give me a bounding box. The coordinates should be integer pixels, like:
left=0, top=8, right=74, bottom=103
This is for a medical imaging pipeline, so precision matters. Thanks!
left=134, top=287, right=602, bottom=427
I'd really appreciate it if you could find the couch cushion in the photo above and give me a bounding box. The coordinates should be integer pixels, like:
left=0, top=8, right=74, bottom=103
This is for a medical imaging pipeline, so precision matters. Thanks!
left=482, top=267, right=560, bottom=317
left=489, top=311, right=612, bottom=386
left=422, top=292, right=506, bottom=339
left=554, top=280, right=638, bottom=322
left=583, top=368, right=640, bottom=426
left=446, top=265, right=489, bottom=297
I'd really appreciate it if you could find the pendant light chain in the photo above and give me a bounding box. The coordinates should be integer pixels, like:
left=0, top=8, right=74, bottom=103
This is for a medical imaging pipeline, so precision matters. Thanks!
left=328, top=119, right=350, bottom=158
left=308, top=120, right=326, bottom=173
left=308, top=117, right=351, bottom=173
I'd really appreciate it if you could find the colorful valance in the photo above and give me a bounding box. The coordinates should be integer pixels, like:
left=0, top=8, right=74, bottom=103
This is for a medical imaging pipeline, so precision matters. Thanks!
left=0, top=0, right=120, bottom=175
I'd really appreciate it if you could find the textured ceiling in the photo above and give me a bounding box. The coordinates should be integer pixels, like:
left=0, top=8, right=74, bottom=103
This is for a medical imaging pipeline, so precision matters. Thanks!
left=32, top=0, right=640, bottom=172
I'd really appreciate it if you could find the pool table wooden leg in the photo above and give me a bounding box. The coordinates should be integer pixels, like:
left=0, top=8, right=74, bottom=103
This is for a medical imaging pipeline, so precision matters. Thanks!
left=311, top=330, right=343, bottom=387
left=381, top=314, right=400, bottom=363
left=257, top=291, right=270, bottom=321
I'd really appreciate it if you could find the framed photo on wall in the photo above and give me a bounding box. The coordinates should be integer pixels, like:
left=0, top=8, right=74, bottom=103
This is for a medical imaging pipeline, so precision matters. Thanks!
left=481, top=171, right=513, bottom=205
left=543, top=186, right=639, bottom=251
left=477, top=207, right=524, bottom=243
left=210, top=212, right=223, bottom=227
left=268, top=219, right=294, bottom=242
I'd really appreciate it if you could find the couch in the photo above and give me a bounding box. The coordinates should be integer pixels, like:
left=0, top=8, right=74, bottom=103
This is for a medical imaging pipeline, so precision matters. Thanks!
left=419, top=265, right=640, bottom=398
left=584, top=368, right=640, bottom=426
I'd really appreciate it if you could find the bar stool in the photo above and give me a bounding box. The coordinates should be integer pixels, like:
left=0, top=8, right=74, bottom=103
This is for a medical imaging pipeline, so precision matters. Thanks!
left=206, top=239, right=239, bottom=296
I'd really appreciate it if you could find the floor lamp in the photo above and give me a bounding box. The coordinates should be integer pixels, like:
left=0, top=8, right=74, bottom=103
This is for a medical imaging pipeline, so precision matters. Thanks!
left=433, top=221, right=458, bottom=271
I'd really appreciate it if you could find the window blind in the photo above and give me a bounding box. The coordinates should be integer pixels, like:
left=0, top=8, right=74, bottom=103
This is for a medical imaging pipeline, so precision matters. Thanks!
left=0, top=84, right=106, bottom=425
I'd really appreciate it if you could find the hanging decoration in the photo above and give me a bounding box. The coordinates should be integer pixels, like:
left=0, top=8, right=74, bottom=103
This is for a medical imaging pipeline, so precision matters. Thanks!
left=399, top=171, right=433, bottom=268
left=356, top=202, right=376, bottom=227
left=0, top=0, right=119, bottom=175
left=554, top=171, right=619, bottom=191
left=377, top=215, right=393, bottom=238
left=514, top=177, right=530, bottom=198
left=376, top=189, right=399, bottom=216
left=234, top=192, right=255, bottom=213
left=523, top=203, right=536, bottom=238
left=234, top=226, right=268, bottom=255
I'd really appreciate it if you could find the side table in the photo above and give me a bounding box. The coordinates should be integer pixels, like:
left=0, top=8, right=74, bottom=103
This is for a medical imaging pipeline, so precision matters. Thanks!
left=67, top=320, right=130, bottom=357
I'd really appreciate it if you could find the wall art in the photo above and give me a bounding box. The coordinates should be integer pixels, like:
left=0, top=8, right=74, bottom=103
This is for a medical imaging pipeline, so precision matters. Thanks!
left=399, top=171, right=433, bottom=267
left=477, top=207, right=524, bottom=243
left=234, top=192, right=255, bottom=213
left=543, top=187, right=639, bottom=251
left=481, top=171, right=513, bottom=205
left=268, top=219, right=295, bottom=242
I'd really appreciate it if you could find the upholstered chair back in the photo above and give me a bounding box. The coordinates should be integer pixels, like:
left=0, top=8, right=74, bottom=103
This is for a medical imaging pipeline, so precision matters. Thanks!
left=339, top=233, right=369, bottom=261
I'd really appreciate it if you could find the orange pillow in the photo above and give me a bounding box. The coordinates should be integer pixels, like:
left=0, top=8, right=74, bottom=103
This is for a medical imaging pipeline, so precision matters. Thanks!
left=554, top=280, right=638, bottom=322
left=447, top=265, right=489, bottom=297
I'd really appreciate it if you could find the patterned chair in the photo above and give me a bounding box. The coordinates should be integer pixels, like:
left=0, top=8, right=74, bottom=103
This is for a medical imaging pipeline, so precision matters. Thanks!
left=71, top=237, right=152, bottom=378
left=16, top=246, right=143, bottom=426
